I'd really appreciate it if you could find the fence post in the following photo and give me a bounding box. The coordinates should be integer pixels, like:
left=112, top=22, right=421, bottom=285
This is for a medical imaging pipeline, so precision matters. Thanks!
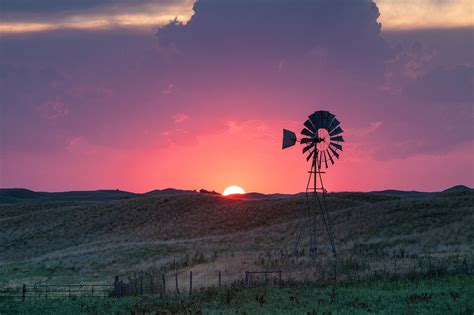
left=175, top=273, right=180, bottom=294
left=45, top=285, right=48, bottom=300
left=69, top=285, right=71, bottom=298
left=114, top=276, right=119, bottom=297
left=22, top=284, right=26, bottom=301
left=464, top=255, right=468, bottom=274
left=279, top=271, right=282, bottom=284
left=393, top=258, right=397, bottom=277
left=189, top=271, right=192, bottom=294
left=91, top=285, right=94, bottom=297
left=140, top=277, right=143, bottom=296
left=162, top=274, right=166, bottom=295
left=150, top=275, right=154, bottom=294
left=218, top=271, right=222, bottom=288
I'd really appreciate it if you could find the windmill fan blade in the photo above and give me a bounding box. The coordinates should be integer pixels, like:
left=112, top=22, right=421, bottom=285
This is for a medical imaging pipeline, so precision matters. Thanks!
left=301, top=137, right=314, bottom=144
left=315, top=111, right=324, bottom=129
left=302, top=144, right=312, bottom=154
left=329, top=147, right=339, bottom=159
left=301, top=128, right=315, bottom=138
left=330, top=142, right=343, bottom=151
left=306, top=149, right=315, bottom=161
left=309, top=113, right=319, bottom=129
left=329, top=126, right=343, bottom=137
left=321, top=111, right=328, bottom=129
left=325, top=112, right=335, bottom=129
left=327, top=150, right=335, bottom=164
left=282, top=129, right=297, bottom=149
left=323, top=151, right=328, bottom=168
left=328, top=118, right=340, bottom=133
left=304, top=119, right=316, bottom=133
left=330, top=135, right=344, bottom=142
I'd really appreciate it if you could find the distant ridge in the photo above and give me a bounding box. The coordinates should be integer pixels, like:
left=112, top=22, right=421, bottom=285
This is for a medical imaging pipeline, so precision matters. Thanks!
left=227, top=192, right=292, bottom=200
left=369, top=185, right=473, bottom=198
left=0, top=188, right=138, bottom=204
left=145, top=188, right=197, bottom=196
left=1, top=185, right=471, bottom=204
left=442, top=185, right=472, bottom=193
left=368, top=189, right=432, bottom=198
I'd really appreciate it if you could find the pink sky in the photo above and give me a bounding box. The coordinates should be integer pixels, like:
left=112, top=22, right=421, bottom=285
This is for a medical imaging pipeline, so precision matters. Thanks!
left=1, top=0, right=473, bottom=193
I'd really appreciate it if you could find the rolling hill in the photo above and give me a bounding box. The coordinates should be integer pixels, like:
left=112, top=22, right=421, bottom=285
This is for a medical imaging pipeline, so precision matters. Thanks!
left=0, top=186, right=472, bottom=287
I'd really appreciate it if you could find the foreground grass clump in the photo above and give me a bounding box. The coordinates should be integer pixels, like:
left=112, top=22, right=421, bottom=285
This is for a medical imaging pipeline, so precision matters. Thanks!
left=2, top=275, right=473, bottom=314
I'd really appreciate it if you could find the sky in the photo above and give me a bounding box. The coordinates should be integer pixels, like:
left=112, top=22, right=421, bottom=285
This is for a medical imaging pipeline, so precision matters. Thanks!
left=0, top=0, right=473, bottom=194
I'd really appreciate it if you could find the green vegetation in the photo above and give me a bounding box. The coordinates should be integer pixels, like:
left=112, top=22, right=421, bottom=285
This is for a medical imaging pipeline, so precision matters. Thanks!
left=0, top=188, right=472, bottom=312
left=1, top=275, right=473, bottom=314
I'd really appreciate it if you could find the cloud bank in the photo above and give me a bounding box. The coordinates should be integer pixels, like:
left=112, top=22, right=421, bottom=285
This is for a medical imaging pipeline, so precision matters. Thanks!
left=1, top=0, right=472, bottom=191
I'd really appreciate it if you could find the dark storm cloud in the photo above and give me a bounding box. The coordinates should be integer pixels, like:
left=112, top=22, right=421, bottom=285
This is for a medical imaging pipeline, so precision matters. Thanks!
left=157, top=0, right=473, bottom=158
left=1, top=0, right=472, bottom=161
left=403, top=65, right=473, bottom=104
left=1, top=0, right=177, bottom=14
left=158, top=0, right=392, bottom=82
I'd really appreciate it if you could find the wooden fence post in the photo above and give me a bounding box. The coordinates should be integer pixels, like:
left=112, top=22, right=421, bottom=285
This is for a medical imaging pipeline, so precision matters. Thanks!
left=218, top=271, right=222, bottom=288
left=150, top=275, right=154, bottom=294
left=162, top=274, right=166, bottom=295
left=464, top=255, right=468, bottom=274
left=189, top=271, right=192, bottom=294
left=175, top=273, right=180, bottom=294
left=22, top=284, right=26, bottom=301
left=45, top=285, right=48, bottom=300
left=140, top=278, right=143, bottom=296
left=69, top=285, right=71, bottom=298
left=393, top=258, right=397, bottom=277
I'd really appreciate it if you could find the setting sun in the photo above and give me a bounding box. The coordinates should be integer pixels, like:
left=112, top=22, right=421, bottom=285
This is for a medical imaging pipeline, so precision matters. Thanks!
left=222, top=185, right=246, bottom=196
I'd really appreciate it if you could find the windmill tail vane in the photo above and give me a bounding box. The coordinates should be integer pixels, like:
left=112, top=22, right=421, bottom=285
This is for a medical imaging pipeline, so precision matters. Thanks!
left=282, top=110, right=344, bottom=258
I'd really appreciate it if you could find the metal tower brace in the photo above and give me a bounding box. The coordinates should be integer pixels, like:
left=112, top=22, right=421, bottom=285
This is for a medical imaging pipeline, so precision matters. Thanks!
left=293, top=144, right=337, bottom=258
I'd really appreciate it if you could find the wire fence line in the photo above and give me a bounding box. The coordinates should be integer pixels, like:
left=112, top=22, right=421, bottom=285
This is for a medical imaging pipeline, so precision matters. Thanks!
left=0, top=253, right=471, bottom=301
left=0, top=284, right=113, bottom=301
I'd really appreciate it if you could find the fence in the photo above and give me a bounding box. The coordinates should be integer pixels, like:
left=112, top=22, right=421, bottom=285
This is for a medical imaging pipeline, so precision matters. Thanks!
left=0, top=254, right=471, bottom=301
left=113, top=270, right=283, bottom=297
left=0, top=284, right=114, bottom=301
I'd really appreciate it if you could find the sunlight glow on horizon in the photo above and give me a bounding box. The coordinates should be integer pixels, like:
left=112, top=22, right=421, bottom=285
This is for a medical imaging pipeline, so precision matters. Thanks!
left=222, top=186, right=246, bottom=196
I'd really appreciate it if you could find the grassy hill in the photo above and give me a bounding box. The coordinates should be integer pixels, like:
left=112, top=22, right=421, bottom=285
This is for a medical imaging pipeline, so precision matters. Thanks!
left=0, top=187, right=472, bottom=288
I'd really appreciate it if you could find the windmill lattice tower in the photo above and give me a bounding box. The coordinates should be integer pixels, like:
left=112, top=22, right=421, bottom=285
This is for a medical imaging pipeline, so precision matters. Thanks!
left=282, top=110, right=344, bottom=258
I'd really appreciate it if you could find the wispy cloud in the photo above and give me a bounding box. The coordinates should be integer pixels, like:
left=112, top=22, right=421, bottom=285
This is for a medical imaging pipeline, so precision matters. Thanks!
left=375, top=0, right=473, bottom=30
left=173, top=113, right=190, bottom=124
left=0, top=0, right=194, bottom=34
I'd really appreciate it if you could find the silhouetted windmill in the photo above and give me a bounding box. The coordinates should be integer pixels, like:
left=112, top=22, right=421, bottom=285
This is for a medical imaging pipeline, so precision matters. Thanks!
left=282, top=110, right=344, bottom=257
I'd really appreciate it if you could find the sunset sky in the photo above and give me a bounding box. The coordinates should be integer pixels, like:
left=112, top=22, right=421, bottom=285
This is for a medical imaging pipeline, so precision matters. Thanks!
left=1, top=0, right=473, bottom=194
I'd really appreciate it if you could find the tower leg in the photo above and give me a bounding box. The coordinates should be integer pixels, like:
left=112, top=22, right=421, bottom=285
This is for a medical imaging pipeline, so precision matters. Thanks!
left=293, top=148, right=337, bottom=258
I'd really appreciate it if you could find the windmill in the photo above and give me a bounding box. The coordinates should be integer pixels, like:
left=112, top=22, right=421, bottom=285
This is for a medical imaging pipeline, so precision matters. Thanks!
left=282, top=110, right=344, bottom=258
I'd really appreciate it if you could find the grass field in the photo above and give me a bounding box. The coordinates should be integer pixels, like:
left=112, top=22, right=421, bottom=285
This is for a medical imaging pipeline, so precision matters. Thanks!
left=0, top=187, right=473, bottom=312
left=1, top=275, right=473, bottom=314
